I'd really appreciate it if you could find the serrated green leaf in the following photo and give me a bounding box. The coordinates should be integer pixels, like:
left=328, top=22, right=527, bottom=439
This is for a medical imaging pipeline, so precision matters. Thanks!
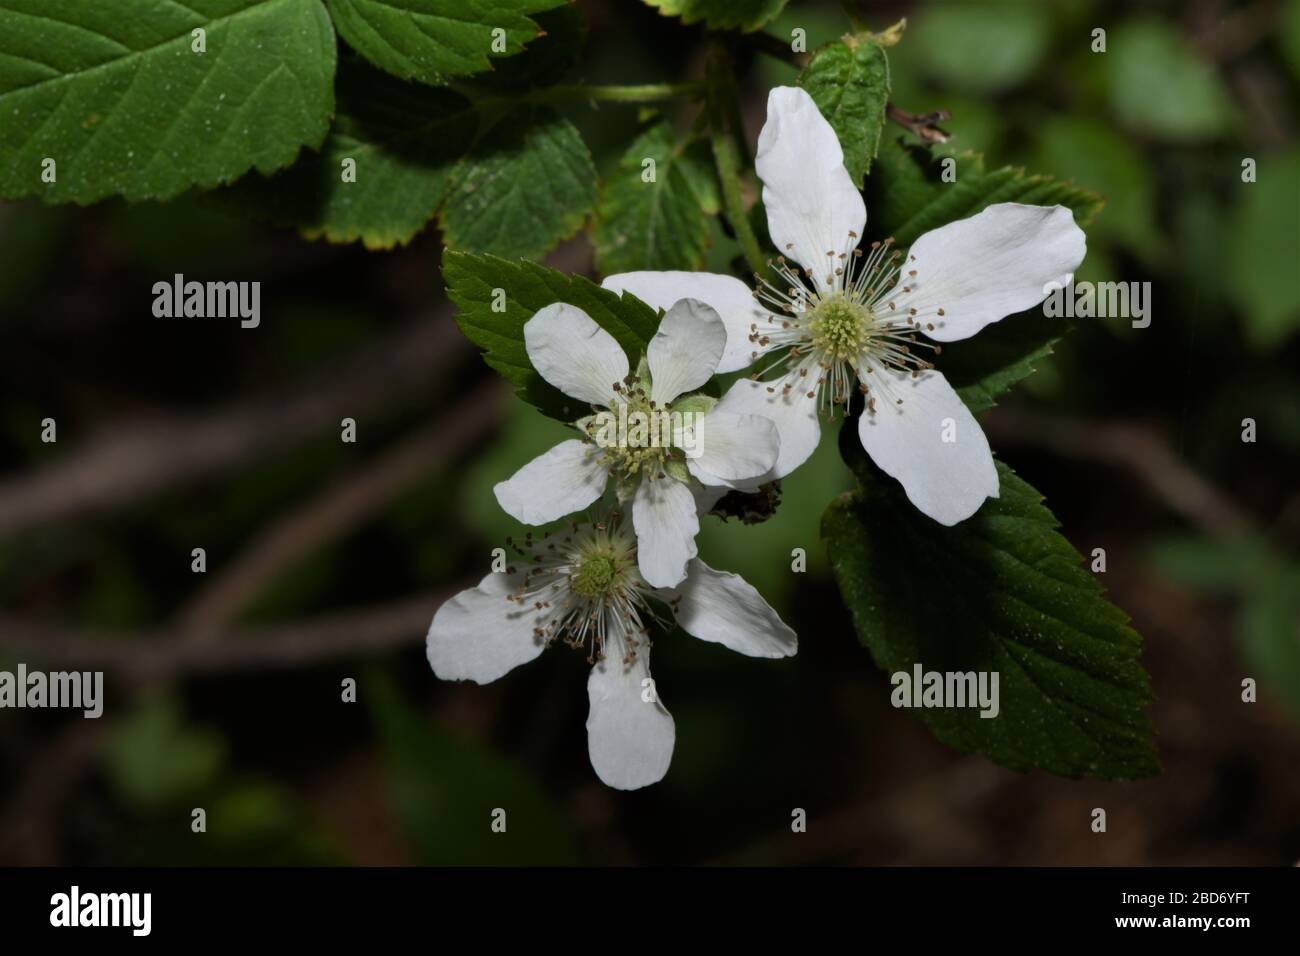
left=940, top=309, right=1062, bottom=414
left=797, top=37, right=890, bottom=183
left=643, top=0, right=788, bottom=33
left=0, top=0, right=336, bottom=204
left=867, top=136, right=1104, bottom=250
left=863, top=137, right=1095, bottom=411
left=439, top=104, right=596, bottom=260
left=471, top=4, right=584, bottom=92
left=592, top=121, right=713, bottom=274
left=218, top=62, right=475, bottom=249
left=443, top=249, right=660, bottom=421
left=324, top=0, right=566, bottom=85
left=822, top=459, right=1158, bottom=779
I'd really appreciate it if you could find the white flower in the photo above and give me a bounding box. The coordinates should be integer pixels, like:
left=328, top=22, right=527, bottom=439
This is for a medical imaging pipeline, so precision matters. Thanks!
left=426, top=515, right=797, bottom=790
left=602, top=86, right=1088, bottom=526
left=494, top=297, right=779, bottom=587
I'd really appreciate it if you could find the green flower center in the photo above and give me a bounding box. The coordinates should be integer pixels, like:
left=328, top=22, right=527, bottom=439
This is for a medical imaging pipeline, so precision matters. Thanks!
left=808, top=294, right=870, bottom=362
left=569, top=538, right=632, bottom=599
left=580, top=370, right=687, bottom=482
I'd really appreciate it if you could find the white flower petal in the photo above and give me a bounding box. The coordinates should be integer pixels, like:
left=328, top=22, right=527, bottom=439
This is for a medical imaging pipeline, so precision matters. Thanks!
left=709, top=373, right=821, bottom=480
left=684, top=410, right=779, bottom=483
left=586, top=647, right=674, bottom=790
left=493, top=439, right=608, bottom=525
left=524, top=302, right=629, bottom=406
left=671, top=559, right=797, bottom=659
left=755, top=86, right=866, bottom=292
left=646, top=298, right=726, bottom=405
left=857, top=369, right=998, bottom=525
left=426, top=572, right=546, bottom=684
left=602, top=271, right=779, bottom=373
left=894, top=203, right=1087, bottom=343
left=632, top=477, right=699, bottom=588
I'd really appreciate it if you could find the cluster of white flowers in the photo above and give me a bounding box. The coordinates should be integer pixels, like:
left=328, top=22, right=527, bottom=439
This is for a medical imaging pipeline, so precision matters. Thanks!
left=427, top=86, right=1087, bottom=789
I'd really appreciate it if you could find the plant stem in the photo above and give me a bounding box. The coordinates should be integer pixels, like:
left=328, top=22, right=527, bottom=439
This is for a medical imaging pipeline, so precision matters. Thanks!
left=706, top=53, right=766, bottom=276
left=530, top=82, right=707, bottom=104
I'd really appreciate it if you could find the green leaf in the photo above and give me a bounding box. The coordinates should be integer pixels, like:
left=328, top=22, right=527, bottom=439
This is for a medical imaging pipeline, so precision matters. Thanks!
left=592, top=121, right=713, bottom=274
left=861, top=137, right=1096, bottom=412
left=940, top=309, right=1062, bottom=414
left=1107, top=19, right=1233, bottom=141
left=677, top=139, right=721, bottom=214
left=220, top=66, right=596, bottom=255
left=910, top=1, right=1050, bottom=93
left=1228, top=149, right=1300, bottom=350
left=1033, top=117, right=1160, bottom=261
left=0, top=0, right=336, bottom=204
left=443, top=249, right=660, bottom=421
left=323, top=0, right=566, bottom=85
left=439, top=104, right=596, bottom=260
left=866, top=135, right=1104, bottom=250
left=1240, top=566, right=1300, bottom=720
left=368, top=671, right=581, bottom=865
left=106, top=696, right=226, bottom=811
left=643, top=0, right=788, bottom=33
left=471, top=4, right=584, bottom=92
left=822, top=458, right=1158, bottom=779
left=1149, top=534, right=1267, bottom=594
left=797, top=36, right=890, bottom=183
left=218, top=62, right=475, bottom=249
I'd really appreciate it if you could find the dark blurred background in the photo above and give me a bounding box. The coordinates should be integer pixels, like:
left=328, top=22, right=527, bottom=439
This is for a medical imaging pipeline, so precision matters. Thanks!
left=1, top=0, right=1297, bottom=865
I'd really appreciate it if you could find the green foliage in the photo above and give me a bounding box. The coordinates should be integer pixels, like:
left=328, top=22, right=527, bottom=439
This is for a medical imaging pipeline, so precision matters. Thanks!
left=798, top=36, right=891, bottom=183
left=1228, top=150, right=1300, bottom=349
left=439, top=105, right=597, bottom=260
left=0, top=0, right=337, bottom=203
left=222, top=67, right=595, bottom=255
left=1033, top=117, right=1160, bottom=262
left=324, top=0, right=566, bottom=85
left=1107, top=19, right=1233, bottom=141
left=867, top=135, right=1104, bottom=251
left=643, top=0, right=788, bottom=33
left=369, top=671, right=581, bottom=864
left=910, top=1, right=1050, bottom=93
left=860, top=137, right=1097, bottom=414
left=443, top=250, right=660, bottom=421
left=473, top=4, right=586, bottom=91
left=220, top=63, right=475, bottom=249
left=1152, top=535, right=1300, bottom=721
left=106, top=696, right=226, bottom=810
left=1284, top=0, right=1300, bottom=81
left=939, top=309, right=1062, bottom=415
left=592, top=120, right=716, bottom=273
left=823, top=459, right=1158, bottom=779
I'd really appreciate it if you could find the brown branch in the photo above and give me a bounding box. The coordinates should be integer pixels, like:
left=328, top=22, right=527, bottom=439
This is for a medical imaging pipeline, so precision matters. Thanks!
left=887, top=103, right=952, bottom=144
left=0, top=592, right=457, bottom=679
left=0, top=310, right=472, bottom=538
left=983, top=408, right=1256, bottom=539
left=175, top=378, right=506, bottom=638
